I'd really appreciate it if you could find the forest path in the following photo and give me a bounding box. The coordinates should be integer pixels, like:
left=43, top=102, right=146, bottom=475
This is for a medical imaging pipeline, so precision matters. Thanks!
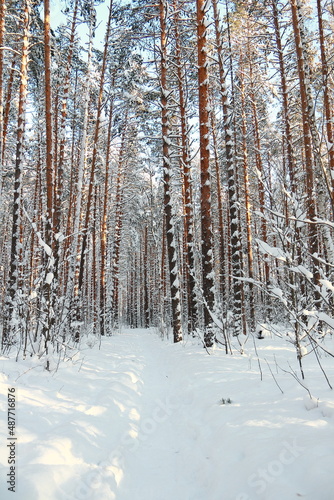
left=106, top=328, right=210, bottom=500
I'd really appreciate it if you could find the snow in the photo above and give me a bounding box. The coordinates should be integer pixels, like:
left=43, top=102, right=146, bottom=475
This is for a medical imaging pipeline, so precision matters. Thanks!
left=318, top=311, right=334, bottom=330
left=199, top=78, right=208, bottom=86
left=320, top=279, right=334, bottom=295
left=45, top=272, right=54, bottom=285
left=290, top=265, right=313, bottom=279
left=55, top=233, right=65, bottom=243
left=0, top=328, right=334, bottom=500
left=256, top=238, right=287, bottom=262
left=268, top=286, right=286, bottom=305
left=202, top=0, right=211, bottom=12
left=31, top=224, right=53, bottom=258
left=203, top=17, right=210, bottom=29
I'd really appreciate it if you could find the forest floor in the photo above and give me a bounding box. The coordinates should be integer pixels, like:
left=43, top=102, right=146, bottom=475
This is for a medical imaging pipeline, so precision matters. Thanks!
left=0, top=327, right=334, bottom=500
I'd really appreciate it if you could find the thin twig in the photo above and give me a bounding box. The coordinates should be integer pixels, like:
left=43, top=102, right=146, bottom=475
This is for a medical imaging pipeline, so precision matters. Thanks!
left=278, top=362, right=312, bottom=399
left=252, top=335, right=263, bottom=381
left=195, top=329, right=211, bottom=355
left=265, top=358, right=284, bottom=394
left=309, top=337, right=333, bottom=389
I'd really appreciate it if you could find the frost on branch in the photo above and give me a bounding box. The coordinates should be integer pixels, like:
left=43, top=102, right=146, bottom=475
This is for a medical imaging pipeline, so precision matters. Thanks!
left=256, top=238, right=287, bottom=262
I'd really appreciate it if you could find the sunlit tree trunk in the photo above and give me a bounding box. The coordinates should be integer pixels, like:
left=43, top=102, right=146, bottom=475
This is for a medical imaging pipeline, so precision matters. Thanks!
left=78, top=0, right=113, bottom=291
left=289, top=0, right=320, bottom=300
left=42, top=0, right=56, bottom=359
left=54, top=0, right=79, bottom=281
left=196, top=0, right=215, bottom=344
left=239, top=64, right=255, bottom=331
left=44, top=0, right=54, bottom=237
left=316, top=0, right=334, bottom=197
left=172, top=0, right=197, bottom=334
left=272, top=0, right=297, bottom=194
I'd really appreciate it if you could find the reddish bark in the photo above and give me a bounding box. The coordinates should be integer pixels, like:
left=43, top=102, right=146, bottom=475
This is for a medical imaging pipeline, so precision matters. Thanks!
left=78, top=0, right=114, bottom=291
left=289, top=0, right=320, bottom=295
left=316, top=0, right=334, bottom=199
left=196, top=0, right=215, bottom=342
left=173, top=0, right=197, bottom=333
left=44, top=0, right=54, bottom=235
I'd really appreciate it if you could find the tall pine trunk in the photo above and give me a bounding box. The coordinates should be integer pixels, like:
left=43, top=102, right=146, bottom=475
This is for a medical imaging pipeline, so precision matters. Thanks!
left=239, top=64, right=255, bottom=331
left=159, top=0, right=182, bottom=343
left=42, top=0, right=56, bottom=357
left=65, top=17, right=94, bottom=341
left=316, top=0, right=334, bottom=199
left=2, top=0, right=30, bottom=348
left=111, top=120, right=127, bottom=329
left=213, top=0, right=244, bottom=335
left=289, top=0, right=321, bottom=301
left=172, top=0, right=197, bottom=334
left=100, top=91, right=114, bottom=335
left=2, top=55, right=16, bottom=166
left=0, top=0, right=5, bottom=190
left=196, top=0, right=215, bottom=344
left=78, top=0, right=113, bottom=292
left=54, top=0, right=79, bottom=285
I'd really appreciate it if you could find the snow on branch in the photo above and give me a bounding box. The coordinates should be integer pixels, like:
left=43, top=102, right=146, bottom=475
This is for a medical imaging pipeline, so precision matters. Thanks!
left=255, top=238, right=287, bottom=262
left=23, top=207, right=55, bottom=268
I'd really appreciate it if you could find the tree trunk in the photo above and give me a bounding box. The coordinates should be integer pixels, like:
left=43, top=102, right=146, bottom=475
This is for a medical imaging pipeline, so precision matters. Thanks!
left=239, top=64, right=255, bottom=331
left=111, top=120, right=127, bottom=329
left=0, top=0, right=6, bottom=185
left=196, top=0, right=215, bottom=344
left=210, top=108, right=226, bottom=304
left=316, top=0, right=334, bottom=198
left=42, top=0, right=55, bottom=358
left=213, top=0, right=244, bottom=335
left=78, top=0, right=113, bottom=292
left=44, top=0, right=54, bottom=235
left=66, top=21, right=94, bottom=341
left=289, top=0, right=320, bottom=299
left=100, top=90, right=114, bottom=336
left=172, top=0, right=197, bottom=334
left=2, top=0, right=30, bottom=347
left=246, top=34, right=270, bottom=288
left=159, top=0, right=182, bottom=343
left=272, top=0, right=297, bottom=194
left=2, top=56, right=16, bottom=166
left=53, top=0, right=79, bottom=283
left=143, top=226, right=150, bottom=329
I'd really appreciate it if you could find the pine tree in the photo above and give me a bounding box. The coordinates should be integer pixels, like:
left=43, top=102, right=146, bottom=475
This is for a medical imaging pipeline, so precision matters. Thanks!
left=159, top=0, right=182, bottom=343
left=196, top=0, right=215, bottom=345
left=2, top=0, right=30, bottom=348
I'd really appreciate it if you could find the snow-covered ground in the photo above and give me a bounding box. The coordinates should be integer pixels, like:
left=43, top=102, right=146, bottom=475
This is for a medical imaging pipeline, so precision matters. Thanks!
left=0, top=327, right=334, bottom=500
